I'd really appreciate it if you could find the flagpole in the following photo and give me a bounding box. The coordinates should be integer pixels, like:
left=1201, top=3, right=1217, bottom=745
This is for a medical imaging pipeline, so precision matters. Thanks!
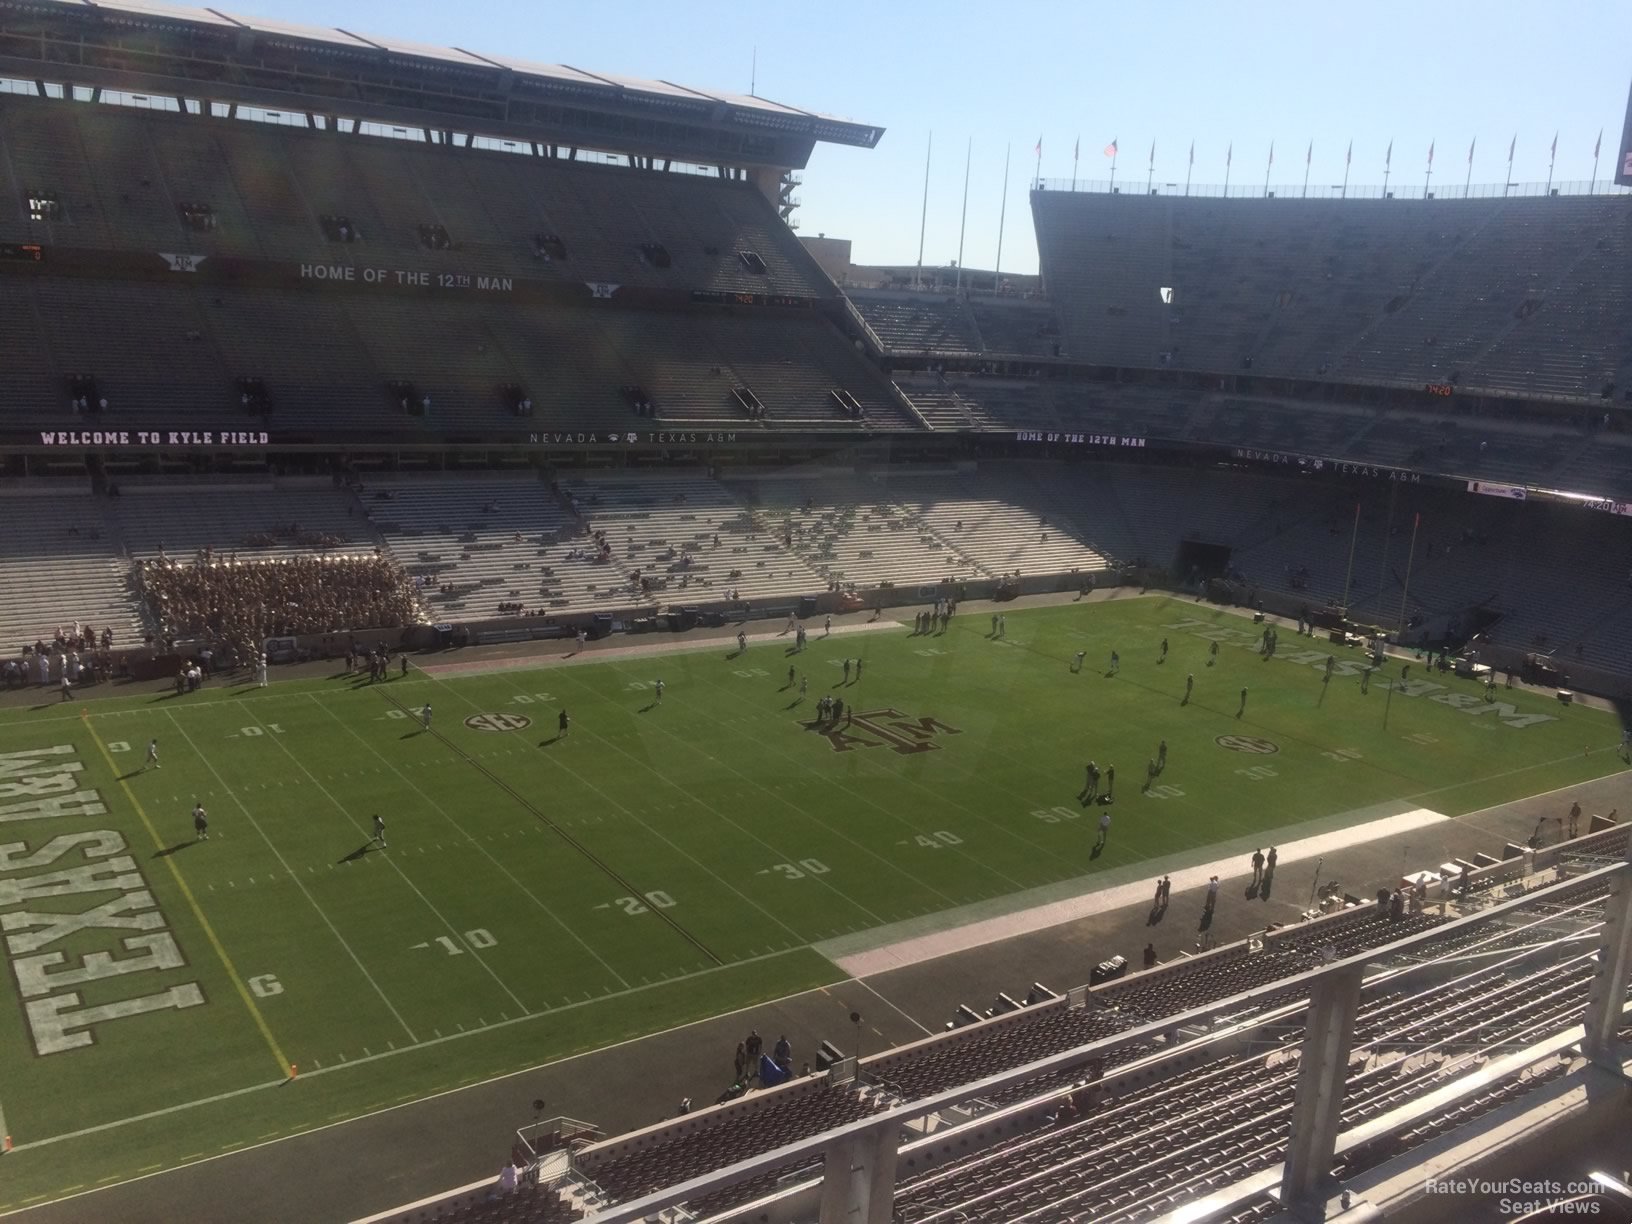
left=1109, top=146, right=1118, bottom=193
left=1341, top=500, right=1362, bottom=612
left=1591, top=131, right=1601, bottom=195
left=1341, top=142, right=1351, bottom=199
left=1034, top=136, right=1041, bottom=189
left=1383, top=140, right=1392, bottom=197
left=914, top=131, right=931, bottom=289
left=1505, top=135, right=1515, bottom=197
left=1146, top=143, right=1154, bottom=194
left=1071, top=135, right=1078, bottom=193
left=1546, top=133, right=1556, bottom=194
left=1465, top=138, right=1474, bottom=198
left=1223, top=143, right=1232, bottom=197
left=1184, top=142, right=1193, bottom=197
left=1302, top=142, right=1311, bottom=198
left=955, top=137, right=971, bottom=292
left=1424, top=157, right=1432, bottom=199
left=1263, top=142, right=1272, bottom=197
left=994, top=142, right=1010, bottom=285
left=1397, top=512, right=1421, bottom=636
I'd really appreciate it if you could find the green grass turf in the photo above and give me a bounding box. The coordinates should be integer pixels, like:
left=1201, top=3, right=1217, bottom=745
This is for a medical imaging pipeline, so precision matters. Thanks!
left=0, top=595, right=1623, bottom=1206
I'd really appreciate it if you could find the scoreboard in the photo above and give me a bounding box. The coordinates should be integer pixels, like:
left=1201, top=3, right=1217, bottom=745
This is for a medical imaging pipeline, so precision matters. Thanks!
left=1619, top=77, right=1632, bottom=187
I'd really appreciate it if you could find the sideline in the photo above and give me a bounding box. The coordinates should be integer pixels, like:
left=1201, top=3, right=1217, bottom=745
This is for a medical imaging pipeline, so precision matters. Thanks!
left=820, top=804, right=1449, bottom=977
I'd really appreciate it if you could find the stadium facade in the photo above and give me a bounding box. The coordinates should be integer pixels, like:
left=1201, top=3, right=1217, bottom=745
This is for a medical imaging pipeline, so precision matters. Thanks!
left=0, top=3, right=1629, bottom=1222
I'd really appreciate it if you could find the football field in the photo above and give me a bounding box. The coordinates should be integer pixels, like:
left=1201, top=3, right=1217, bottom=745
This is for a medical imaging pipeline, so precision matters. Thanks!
left=0, top=596, right=1624, bottom=1210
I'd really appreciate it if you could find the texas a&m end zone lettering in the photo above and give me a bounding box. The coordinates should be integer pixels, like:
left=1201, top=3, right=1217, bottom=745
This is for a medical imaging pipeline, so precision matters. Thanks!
left=0, top=745, right=203, bottom=1056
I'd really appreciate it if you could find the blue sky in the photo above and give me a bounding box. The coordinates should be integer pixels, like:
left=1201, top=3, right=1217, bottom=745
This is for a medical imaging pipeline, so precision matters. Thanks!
left=247, top=0, right=1631, bottom=275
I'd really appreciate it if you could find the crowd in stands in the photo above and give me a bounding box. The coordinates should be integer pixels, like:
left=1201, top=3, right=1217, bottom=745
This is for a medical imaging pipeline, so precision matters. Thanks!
left=141, top=554, right=422, bottom=652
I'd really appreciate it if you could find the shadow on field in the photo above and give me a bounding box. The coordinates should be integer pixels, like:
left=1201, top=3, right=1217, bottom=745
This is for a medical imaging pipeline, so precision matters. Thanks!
left=152, top=841, right=194, bottom=859
left=539, top=734, right=563, bottom=747
left=337, top=843, right=373, bottom=864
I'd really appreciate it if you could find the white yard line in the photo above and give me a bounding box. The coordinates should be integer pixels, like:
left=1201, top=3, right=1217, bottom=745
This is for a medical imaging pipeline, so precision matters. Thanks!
left=1405, top=747, right=1630, bottom=804
left=231, top=700, right=530, bottom=1017
left=167, top=710, right=421, bottom=1044
left=823, top=806, right=1453, bottom=978
left=413, top=669, right=811, bottom=947
left=303, top=692, right=634, bottom=990
left=486, top=663, right=907, bottom=924
left=5, top=1076, right=287, bottom=1155
left=593, top=648, right=1128, bottom=878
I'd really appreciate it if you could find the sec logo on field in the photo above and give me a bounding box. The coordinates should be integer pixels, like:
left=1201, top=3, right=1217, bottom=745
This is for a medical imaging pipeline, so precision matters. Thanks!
left=1215, top=734, right=1278, bottom=754
left=464, top=713, right=531, bottom=733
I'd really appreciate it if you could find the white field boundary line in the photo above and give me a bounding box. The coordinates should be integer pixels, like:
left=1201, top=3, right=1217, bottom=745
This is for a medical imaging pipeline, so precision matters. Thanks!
left=166, top=710, right=421, bottom=1044
left=303, top=692, right=634, bottom=991
left=418, top=618, right=903, bottom=678
left=233, top=699, right=530, bottom=1017
left=826, top=806, right=1452, bottom=979
left=0, top=945, right=828, bottom=1218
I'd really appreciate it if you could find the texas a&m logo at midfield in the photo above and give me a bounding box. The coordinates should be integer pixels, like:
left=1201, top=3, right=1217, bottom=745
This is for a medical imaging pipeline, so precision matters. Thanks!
left=807, top=708, right=961, bottom=755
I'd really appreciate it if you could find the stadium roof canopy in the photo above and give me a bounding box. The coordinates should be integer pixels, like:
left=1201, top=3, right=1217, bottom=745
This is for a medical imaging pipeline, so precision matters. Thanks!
left=0, top=0, right=883, bottom=168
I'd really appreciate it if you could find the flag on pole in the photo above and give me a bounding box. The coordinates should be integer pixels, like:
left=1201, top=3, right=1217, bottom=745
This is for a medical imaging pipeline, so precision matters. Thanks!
left=1550, top=131, right=1558, bottom=159
left=1385, top=139, right=1392, bottom=168
left=1188, top=140, right=1194, bottom=166
left=1267, top=141, right=1274, bottom=166
left=1468, top=137, right=1475, bottom=165
left=1073, top=135, right=1079, bottom=162
left=1149, top=140, right=1155, bottom=167
left=1034, top=135, right=1042, bottom=158
left=1345, top=140, right=1352, bottom=166
left=1306, top=139, right=1312, bottom=165
left=1594, top=128, right=1602, bottom=158
left=1103, top=138, right=1118, bottom=157
left=1507, top=133, right=1516, bottom=163
left=1226, top=141, right=1232, bottom=167
left=1427, top=140, right=1434, bottom=166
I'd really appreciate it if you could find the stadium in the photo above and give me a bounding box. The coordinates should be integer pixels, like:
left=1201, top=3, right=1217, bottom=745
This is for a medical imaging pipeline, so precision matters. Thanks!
left=0, top=2, right=1629, bottom=1222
